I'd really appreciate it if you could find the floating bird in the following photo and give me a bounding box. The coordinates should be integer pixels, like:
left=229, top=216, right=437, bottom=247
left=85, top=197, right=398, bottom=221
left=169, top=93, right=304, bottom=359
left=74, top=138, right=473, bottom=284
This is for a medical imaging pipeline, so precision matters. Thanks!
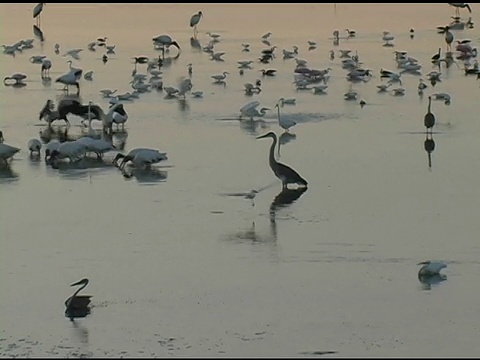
left=4, top=73, right=27, bottom=86
left=29, top=55, right=46, bottom=64
left=260, top=69, right=277, bottom=77
left=33, top=3, right=45, bottom=26
left=431, top=47, right=441, bottom=62
left=190, top=11, right=203, bottom=37
left=54, top=43, right=60, bottom=54
left=418, top=79, right=428, bottom=93
left=206, top=31, right=221, bottom=41
left=278, top=97, right=296, bottom=106
left=27, top=138, right=42, bottom=156
left=256, top=132, right=307, bottom=189
left=99, top=89, right=117, bottom=98
left=431, top=92, right=451, bottom=105
left=47, top=140, right=88, bottom=164
left=275, top=103, right=296, bottom=132
left=83, top=70, right=93, bottom=81
left=65, top=278, right=92, bottom=320
left=424, top=96, right=435, bottom=134
left=417, top=261, right=447, bottom=278
left=345, top=28, right=356, bottom=37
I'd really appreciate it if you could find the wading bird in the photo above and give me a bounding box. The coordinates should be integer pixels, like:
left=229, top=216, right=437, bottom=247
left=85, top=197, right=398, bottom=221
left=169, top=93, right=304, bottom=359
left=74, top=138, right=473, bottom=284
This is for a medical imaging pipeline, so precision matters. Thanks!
left=65, top=278, right=92, bottom=320
left=33, top=3, right=45, bottom=26
left=152, top=34, right=181, bottom=59
left=27, top=138, right=42, bottom=156
left=424, top=96, right=435, bottom=134
left=417, top=260, right=447, bottom=278
left=0, top=131, right=21, bottom=166
left=190, top=11, right=203, bottom=37
left=113, top=148, right=168, bottom=170
left=256, top=131, right=308, bottom=189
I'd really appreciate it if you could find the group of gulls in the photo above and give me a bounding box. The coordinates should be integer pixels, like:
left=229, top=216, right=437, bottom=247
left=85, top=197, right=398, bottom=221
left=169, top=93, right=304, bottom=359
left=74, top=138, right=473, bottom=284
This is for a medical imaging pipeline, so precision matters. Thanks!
left=2, top=3, right=472, bottom=318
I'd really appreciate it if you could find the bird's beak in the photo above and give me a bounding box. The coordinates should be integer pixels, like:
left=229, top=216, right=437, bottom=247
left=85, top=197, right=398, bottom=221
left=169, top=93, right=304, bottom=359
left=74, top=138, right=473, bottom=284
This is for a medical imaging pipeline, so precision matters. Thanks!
left=256, top=133, right=269, bottom=140
left=70, top=279, right=84, bottom=287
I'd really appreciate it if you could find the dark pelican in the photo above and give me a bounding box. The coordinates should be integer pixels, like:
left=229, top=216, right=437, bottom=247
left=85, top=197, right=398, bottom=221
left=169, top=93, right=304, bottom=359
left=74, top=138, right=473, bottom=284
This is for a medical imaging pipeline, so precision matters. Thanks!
left=424, top=96, right=435, bottom=134
left=65, top=278, right=92, bottom=319
left=190, top=11, right=203, bottom=37
left=256, top=131, right=308, bottom=189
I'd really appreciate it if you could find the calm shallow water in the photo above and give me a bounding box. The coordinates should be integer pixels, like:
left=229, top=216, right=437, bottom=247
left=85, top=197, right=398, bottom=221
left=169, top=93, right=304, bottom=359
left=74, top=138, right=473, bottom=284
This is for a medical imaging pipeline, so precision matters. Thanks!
left=1, top=3, right=480, bottom=357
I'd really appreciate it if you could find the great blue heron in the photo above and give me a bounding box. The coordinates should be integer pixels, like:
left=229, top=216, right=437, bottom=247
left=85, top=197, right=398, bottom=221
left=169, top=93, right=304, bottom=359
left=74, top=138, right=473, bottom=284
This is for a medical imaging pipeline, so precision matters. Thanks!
left=55, top=69, right=82, bottom=94
left=424, top=96, right=435, bottom=134
left=65, top=278, right=92, bottom=320
left=33, top=3, right=45, bottom=26
left=256, top=131, right=308, bottom=189
left=190, top=11, right=203, bottom=37
left=417, top=261, right=447, bottom=279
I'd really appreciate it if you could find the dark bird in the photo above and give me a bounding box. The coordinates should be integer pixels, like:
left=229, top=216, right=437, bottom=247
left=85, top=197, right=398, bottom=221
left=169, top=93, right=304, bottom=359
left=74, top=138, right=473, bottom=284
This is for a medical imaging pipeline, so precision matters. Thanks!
left=152, top=34, right=181, bottom=59
left=448, top=3, right=472, bottom=17
left=33, top=3, right=45, bottom=26
left=431, top=47, right=441, bottom=62
left=444, top=26, right=454, bottom=52
left=424, top=134, right=435, bottom=170
left=256, top=131, right=308, bottom=189
left=260, top=69, right=277, bottom=77
left=424, top=96, right=435, bottom=134
left=65, top=278, right=92, bottom=320
left=190, top=11, right=203, bottom=37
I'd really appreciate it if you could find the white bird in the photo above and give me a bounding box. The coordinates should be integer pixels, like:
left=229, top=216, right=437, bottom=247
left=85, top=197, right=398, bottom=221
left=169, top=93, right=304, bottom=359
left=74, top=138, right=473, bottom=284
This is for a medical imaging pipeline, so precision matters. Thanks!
left=99, top=89, right=117, bottom=98
left=392, top=87, right=405, bottom=96
left=63, top=48, right=83, bottom=59
left=47, top=140, right=88, bottom=165
left=206, top=32, right=221, bottom=41
left=4, top=73, right=27, bottom=86
left=190, top=11, right=203, bottom=37
left=29, top=55, right=46, bottom=64
left=114, top=148, right=168, bottom=170
left=240, top=105, right=270, bottom=121
left=344, top=90, right=358, bottom=100
left=431, top=92, right=451, bottom=105
left=191, top=90, right=203, bottom=98
left=211, top=71, right=229, bottom=82
left=43, top=140, right=60, bottom=161
left=275, top=103, right=296, bottom=131
left=244, top=83, right=261, bottom=94
left=55, top=69, right=81, bottom=93
left=278, top=97, right=296, bottom=106
left=27, top=138, right=42, bottom=156
left=382, top=31, right=395, bottom=46
left=418, top=261, right=447, bottom=278
left=41, top=58, right=52, bottom=77
left=210, top=51, right=225, bottom=61
left=77, top=137, right=115, bottom=160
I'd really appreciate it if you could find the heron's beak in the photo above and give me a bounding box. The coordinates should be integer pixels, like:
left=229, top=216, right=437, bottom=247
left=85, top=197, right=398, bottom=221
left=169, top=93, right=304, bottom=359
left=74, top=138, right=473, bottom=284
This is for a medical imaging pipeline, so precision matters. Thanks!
left=70, top=279, right=84, bottom=287
left=256, top=133, right=269, bottom=140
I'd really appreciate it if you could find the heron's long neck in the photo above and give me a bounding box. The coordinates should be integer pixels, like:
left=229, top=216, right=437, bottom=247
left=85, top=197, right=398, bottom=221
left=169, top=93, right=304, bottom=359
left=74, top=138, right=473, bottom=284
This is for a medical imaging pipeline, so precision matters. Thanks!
left=268, top=136, right=277, bottom=166
left=276, top=106, right=281, bottom=124
left=67, top=282, right=87, bottom=307
left=427, top=97, right=431, bottom=113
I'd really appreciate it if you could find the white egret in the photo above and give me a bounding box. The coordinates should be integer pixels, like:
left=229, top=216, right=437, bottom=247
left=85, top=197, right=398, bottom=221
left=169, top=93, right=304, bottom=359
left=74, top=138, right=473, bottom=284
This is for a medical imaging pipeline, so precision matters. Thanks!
left=275, top=103, right=296, bottom=132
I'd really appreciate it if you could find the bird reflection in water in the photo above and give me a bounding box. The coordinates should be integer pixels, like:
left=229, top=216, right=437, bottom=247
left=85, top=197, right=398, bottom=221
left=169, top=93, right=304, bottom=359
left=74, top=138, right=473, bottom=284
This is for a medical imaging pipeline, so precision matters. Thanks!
left=239, top=119, right=269, bottom=136
left=71, top=319, right=89, bottom=344
left=0, top=166, right=19, bottom=182
left=33, top=24, right=44, bottom=42
left=269, top=187, right=308, bottom=223
left=39, top=126, right=77, bottom=144
left=277, top=131, right=297, bottom=158
left=424, top=133, right=435, bottom=170
left=121, top=167, right=168, bottom=184
left=190, top=36, right=202, bottom=51
left=418, top=273, right=447, bottom=291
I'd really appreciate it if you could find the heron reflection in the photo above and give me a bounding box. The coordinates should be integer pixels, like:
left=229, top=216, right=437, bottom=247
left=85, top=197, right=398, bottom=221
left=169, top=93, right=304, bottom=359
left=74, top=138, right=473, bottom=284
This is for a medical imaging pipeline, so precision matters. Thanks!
left=121, top=167, right=168, bottom=184
left=269, top=187, right=308, bottom=223
left=277, top=131, right=297, bottom=158
left=424, top=133, right=435, bottom=170
left=33, top=24, right=44, bottom=42
left=190, top=37, right=202, bottom=51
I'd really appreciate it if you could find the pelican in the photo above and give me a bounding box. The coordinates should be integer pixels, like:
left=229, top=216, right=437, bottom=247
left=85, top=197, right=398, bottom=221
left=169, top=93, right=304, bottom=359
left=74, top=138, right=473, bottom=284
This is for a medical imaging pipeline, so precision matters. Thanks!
left=65, top=278, right=92, bottom=319
left=47, top=140, right=88, bottom=164
left=256, top=132, right=307, bottom=189
left=424, top=96, right=435, bottom=134
left=190, top=11, right=203, bottom=37
left=27, top=138, right=42, bottom=156
left=418, top=261, right=447, bottom=278
left=33, top=3, right=45, bottom=26
left=41, top=58, right=52, bottom=77
left=113, top=148, right=168, bottom=170
left=152, top=34, right=180, bottom=58
left=4, top=73, right=27, bottom=86
left=275, top=103, right=296, bottom=132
